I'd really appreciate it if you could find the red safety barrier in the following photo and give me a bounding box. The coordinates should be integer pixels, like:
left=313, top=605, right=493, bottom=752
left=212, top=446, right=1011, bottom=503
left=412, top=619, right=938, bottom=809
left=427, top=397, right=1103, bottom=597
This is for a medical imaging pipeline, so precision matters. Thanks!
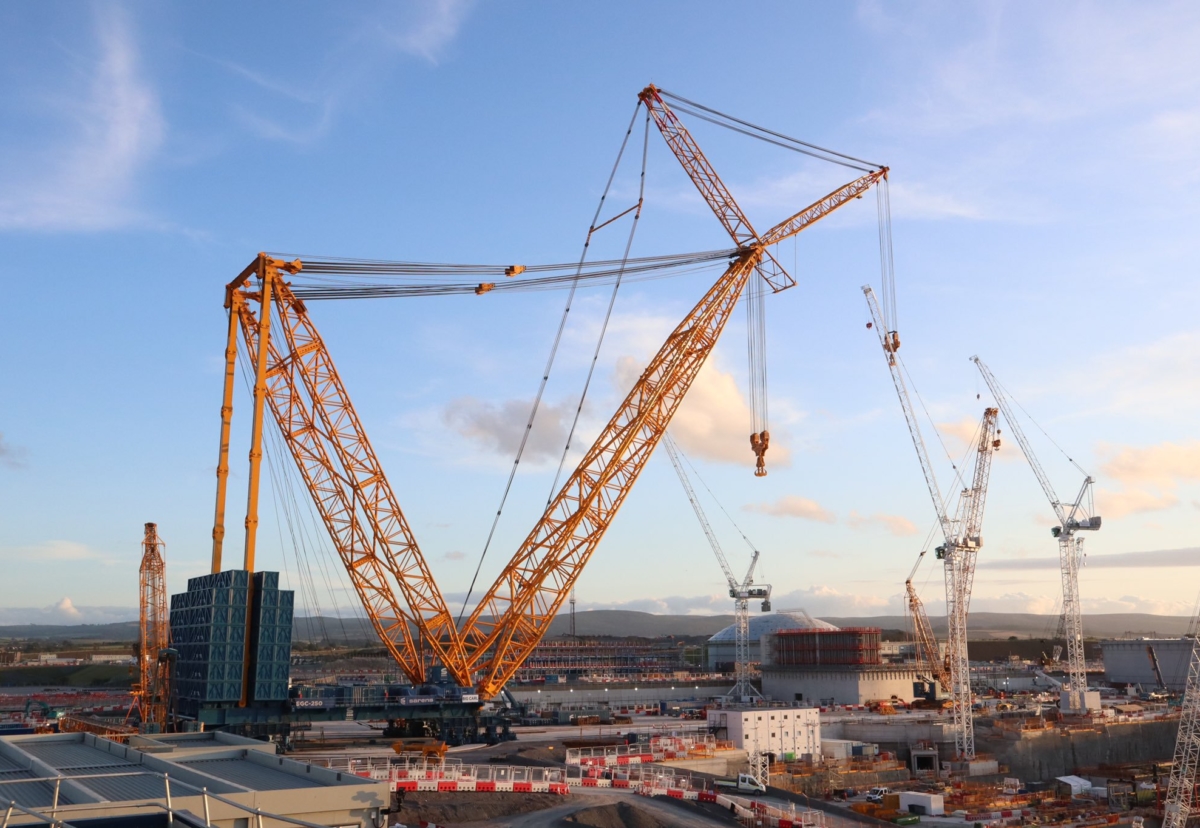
left=549, top=783, right=570, bottom=795
left=475, top=781, right=495, bottom=792
left=667, top=789, right=683, bottom=799
left=396, top=781, right=418, bottom=792
left=581, top=778, right=598, bottom=787
left=613, top=779, right=630, bottom=789
left=513, top=782, right=533, bottom=793
left=698, top=792, right=717, bottom=803
left=616, top=756, right=630, bottom=765
left=437, top=781, right=458, bottom=792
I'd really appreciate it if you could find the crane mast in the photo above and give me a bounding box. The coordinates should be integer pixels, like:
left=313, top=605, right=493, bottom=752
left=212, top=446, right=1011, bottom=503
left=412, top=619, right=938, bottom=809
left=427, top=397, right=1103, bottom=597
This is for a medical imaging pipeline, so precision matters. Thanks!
left=662, top=434, right=770, bottom=700
left=971, top=356, right=1100, bottom=713
left=1164, top=632, right=1200, bottom=828
left=864, top=286, right=999, bottom=760
left=137, top=523, right=170, bottom=731
left=906, top=551, right=949, bottom=693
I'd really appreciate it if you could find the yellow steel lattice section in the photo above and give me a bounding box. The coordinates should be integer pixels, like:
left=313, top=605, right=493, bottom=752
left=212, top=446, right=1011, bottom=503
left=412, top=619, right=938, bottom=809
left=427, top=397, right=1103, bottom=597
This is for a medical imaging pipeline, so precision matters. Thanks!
left=234, top=275, right=463, bottom=684
left=138, top=523, right=170, bottom=729
left=460, top=253, right=759, bottom=697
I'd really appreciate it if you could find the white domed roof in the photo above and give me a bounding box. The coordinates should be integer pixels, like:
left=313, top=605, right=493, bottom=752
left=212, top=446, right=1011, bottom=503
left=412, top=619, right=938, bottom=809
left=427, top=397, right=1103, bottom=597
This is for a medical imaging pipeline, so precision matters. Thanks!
left=708, top=608, right=839, bottom=643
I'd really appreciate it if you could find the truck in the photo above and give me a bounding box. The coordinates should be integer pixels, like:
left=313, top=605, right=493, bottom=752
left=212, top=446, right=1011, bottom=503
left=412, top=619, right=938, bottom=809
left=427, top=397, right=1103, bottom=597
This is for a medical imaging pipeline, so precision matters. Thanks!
left=716, top=773, right=767, bottom=794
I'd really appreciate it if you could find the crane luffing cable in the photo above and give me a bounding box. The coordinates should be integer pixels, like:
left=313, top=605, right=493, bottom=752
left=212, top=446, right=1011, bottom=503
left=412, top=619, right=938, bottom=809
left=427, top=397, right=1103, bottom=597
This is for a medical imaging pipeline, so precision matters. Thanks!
left=458, top=99, right=647, bottom=625
left=279, top=249, right=735, bottom=299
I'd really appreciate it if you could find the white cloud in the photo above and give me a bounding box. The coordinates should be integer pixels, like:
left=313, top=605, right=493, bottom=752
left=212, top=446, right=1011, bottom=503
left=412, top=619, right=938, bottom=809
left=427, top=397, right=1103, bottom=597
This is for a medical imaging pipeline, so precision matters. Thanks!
left=1096, top=488, right=1179, bottom=520
left=54, top=598, right=83, bottom=621
left=0, top=540, right=101, bottom=562
left=442, top=395, right=576, bottom=465
left=745, top=496, right=835, bottom=524
left=615, top=354, right=791, bottom=468
left=0, top=7, right=163, bottom=231
left=376, top=0, right=473, bottom=64
left=0, top=433, right=28, bottom=469
left=846, top=510, right=918, bottom=537
left=982, top=546, right=1200, bottom=571
left=1090, top=440, right=1200, bottom=520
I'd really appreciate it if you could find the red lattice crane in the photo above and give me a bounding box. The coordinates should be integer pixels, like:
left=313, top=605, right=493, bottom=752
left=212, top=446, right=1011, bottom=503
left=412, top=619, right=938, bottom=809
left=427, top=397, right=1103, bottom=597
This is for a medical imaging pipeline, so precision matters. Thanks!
left=134, top=522, right=170, bottom=730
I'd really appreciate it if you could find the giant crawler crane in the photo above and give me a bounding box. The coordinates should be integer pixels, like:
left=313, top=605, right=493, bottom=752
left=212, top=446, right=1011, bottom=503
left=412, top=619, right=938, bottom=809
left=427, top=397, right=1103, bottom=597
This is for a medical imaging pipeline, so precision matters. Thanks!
left=972, top=356, right=1101, bottom=713
left=865, top=287, right=1000, bottom=760
left=209, top=85, right=891, bottom=699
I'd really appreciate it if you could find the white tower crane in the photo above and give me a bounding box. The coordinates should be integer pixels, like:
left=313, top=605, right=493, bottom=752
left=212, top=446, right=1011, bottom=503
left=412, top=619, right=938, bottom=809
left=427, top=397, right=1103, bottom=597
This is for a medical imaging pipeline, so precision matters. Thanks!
left=972, top=356, right=1101, bottom=714
left=1163, top=631, right=1200, bottom=828
left=864, top=286, right=1000, bottom=761
left=662, top=433, right=771, bottom=701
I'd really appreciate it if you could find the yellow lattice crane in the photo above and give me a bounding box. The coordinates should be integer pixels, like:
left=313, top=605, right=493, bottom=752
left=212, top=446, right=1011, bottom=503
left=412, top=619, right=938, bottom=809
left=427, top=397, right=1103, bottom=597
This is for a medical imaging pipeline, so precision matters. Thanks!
left=209, top=85, right=887, bottom=699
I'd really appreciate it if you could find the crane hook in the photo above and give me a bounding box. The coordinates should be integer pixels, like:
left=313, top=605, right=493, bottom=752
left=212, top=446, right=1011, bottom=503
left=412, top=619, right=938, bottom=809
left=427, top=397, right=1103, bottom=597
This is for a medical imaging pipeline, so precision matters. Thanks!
left=750, top=430, right=770, bottom=477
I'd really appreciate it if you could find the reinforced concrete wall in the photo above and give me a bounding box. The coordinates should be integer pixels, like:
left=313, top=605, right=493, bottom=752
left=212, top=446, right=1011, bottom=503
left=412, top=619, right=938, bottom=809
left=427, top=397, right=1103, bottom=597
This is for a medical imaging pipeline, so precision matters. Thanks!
left=762, top=666, right=922, bottom=705
left=977, top=719, right=1178, bottom=783
left=1102, top=639, right=1193, bottom=690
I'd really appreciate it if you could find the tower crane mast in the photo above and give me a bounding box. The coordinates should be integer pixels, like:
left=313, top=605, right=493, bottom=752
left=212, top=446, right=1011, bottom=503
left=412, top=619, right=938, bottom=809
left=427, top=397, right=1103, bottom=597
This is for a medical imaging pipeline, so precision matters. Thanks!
left=864, top=287, right=1000, bottom=761
left=136, top=523, right=170, bottom=731
left=971, top=357, right=1100, bottom=713
left=1164, top=631, right=1200, bottom=828
left=662, top=434, right=770, bottom=700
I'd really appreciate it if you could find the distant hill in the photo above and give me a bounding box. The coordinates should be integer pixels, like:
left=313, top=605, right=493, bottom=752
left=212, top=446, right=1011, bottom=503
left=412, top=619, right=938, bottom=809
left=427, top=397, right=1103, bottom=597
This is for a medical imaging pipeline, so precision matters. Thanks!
left=0, top=610, right=1190, bottom=644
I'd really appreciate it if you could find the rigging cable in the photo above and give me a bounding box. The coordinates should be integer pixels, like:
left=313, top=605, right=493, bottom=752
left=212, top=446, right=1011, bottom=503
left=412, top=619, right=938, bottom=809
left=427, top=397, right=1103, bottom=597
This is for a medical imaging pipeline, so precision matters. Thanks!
left=457, top=100, right=644, bottom=626
left=546, top=106, right=651, bottom=502
left=657, top=88, right=883, bottom=174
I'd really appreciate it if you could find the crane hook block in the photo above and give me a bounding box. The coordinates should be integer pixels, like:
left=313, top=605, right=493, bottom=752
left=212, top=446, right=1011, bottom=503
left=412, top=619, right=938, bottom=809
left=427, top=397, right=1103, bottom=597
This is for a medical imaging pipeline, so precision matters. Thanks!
left=750, top=430, right=770, bottom=477
left=474, top=282, right=495, bottom=295
left=505, top=265, right=526, bottom=278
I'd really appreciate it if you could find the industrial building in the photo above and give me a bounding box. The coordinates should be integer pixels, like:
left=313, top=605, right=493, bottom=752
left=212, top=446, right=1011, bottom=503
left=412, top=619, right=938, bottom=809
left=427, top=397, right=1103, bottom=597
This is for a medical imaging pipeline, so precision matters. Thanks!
left=706, top=705, right=821, bottom=760
left=0, top=730, right=389, bottom=827
left=706, top=609, right=837, bottom=670
left=760, top=626, right=923, bottom=705
left=1102, top=638, right=1194, bottom=691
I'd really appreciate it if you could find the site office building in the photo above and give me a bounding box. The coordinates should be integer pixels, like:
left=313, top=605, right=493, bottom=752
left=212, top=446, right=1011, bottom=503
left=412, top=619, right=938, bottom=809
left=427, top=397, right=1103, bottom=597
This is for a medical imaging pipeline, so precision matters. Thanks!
left=707, top=706, right=821, bottom=759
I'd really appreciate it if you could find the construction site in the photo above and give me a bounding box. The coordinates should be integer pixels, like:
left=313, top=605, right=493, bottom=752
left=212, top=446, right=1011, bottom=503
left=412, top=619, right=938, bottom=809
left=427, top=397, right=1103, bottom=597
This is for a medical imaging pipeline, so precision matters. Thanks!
left=1, top=11, right=1198, bottom=827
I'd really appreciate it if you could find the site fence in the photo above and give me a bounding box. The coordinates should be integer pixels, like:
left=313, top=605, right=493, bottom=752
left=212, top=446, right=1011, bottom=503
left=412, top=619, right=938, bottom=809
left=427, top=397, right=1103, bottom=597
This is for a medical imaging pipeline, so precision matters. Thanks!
left=565, top=733, right=727, bottom=766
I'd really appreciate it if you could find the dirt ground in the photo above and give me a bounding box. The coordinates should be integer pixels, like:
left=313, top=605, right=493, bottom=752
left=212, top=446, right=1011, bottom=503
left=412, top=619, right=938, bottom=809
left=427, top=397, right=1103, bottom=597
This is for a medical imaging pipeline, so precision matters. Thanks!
left=558, top=801, right=674, bottom=828
left=393, top=791, right=566, bottom=825
left=648, top=795, right=742, bottom=825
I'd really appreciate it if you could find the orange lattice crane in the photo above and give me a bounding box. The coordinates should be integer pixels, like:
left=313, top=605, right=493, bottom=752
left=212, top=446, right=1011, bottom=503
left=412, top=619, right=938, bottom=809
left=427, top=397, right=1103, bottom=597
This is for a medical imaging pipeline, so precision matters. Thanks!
left=209, top=85, right=887, bottom=699
left=134, top=523, right=170, bottom=730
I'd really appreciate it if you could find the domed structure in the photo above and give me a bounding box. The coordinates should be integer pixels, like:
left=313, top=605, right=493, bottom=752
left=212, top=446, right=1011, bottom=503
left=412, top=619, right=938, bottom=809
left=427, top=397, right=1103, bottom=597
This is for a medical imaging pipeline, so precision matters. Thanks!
left=706, top=609, right=838, bottom=669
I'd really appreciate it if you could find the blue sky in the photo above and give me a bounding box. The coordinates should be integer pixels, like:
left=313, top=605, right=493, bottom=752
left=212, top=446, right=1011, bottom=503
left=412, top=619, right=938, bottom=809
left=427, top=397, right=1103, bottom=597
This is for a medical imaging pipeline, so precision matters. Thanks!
left=2, top=1, right=1199, bottom=626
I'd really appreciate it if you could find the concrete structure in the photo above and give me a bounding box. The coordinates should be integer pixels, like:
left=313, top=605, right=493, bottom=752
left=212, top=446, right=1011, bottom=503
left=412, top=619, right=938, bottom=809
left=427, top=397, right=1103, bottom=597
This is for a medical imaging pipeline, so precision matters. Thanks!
left=899, top=791, right=945, bottom=816
left=762, top=664, right=923, bottom=705
left=706, top=706, right=820, bottom=760
left=707, top=609, right=837, bottom=670
left=0, top=730, right=389, bottom=827
left=1102, top=638, right=1194, bottom=691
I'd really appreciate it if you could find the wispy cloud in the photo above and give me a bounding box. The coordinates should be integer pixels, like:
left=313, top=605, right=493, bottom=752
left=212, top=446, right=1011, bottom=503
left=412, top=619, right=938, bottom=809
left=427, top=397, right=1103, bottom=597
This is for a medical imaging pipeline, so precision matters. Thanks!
left=0, top=540, right=104, bottom=562
left=0, top=7, right=163, bottom=231
left=375, top=0, right=473, bottom=64
left=982, top=547, right=1200, bottom=571
left=0, top=433, right=28, bottom=469
left=846, top=510, right=918, bottom=536
left=745, top=495, right=835, bottom=524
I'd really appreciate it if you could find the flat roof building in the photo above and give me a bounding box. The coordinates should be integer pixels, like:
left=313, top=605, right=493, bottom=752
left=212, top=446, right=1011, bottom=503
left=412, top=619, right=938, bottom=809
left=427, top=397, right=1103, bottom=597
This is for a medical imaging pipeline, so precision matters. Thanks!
left=0, top=731, right=389, bottom=827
